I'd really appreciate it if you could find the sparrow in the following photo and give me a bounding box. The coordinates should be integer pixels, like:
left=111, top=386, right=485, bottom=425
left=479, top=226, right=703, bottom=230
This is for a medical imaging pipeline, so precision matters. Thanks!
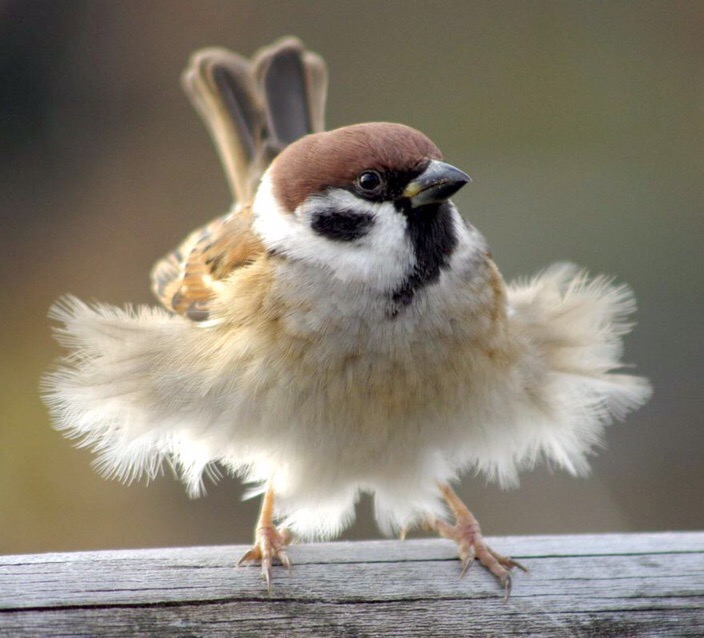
left=43, top=37, right=651, bottom=597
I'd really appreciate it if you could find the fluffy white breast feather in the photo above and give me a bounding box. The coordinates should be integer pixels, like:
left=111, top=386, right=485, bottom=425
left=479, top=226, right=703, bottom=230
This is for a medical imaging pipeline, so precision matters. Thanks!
left=43, top=250, right=650, bottom=538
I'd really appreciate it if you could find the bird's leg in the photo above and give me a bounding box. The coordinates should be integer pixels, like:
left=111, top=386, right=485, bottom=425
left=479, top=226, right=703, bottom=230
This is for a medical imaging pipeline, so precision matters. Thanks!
left=237, top=486, right=292, bottom=591
left=429, top=482, right=526, bottom=600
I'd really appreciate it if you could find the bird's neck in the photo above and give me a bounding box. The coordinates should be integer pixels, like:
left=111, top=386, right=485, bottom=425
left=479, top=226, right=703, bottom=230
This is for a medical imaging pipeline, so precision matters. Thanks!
left=267, top=228, right=499, bottom=338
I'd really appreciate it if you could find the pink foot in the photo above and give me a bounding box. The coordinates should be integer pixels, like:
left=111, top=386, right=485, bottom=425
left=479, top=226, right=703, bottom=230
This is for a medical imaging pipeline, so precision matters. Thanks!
left=237, top=524, right=292, bottom=591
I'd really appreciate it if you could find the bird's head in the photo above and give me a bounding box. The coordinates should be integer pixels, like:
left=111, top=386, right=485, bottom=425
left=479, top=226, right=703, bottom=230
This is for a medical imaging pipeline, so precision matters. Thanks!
left=252, top=122, right=471, bottom=297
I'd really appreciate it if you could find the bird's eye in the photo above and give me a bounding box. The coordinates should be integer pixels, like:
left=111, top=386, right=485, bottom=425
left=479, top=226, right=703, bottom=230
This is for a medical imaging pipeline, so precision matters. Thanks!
left=357, top=170, right=382, bottom=193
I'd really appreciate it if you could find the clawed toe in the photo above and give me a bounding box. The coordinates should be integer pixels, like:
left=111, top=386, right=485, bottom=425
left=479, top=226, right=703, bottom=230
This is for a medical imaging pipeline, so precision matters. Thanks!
left=459, top=542, right=476, bottom=578
left=501, top=572, right=512, bottom=601
left=237, top=526, right=292, bottom=592
left=236, top=547, right=259, bottom=566
left=434, top=482, right=526, bottom=599
left=496, top=552, right=528, bottom=574
left=237, top=488, right=294, bottom=591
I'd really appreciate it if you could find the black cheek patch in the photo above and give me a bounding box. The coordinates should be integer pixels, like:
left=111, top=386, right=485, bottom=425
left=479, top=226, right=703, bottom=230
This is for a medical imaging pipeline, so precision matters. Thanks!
left=310, top=209, right=375, bottom=242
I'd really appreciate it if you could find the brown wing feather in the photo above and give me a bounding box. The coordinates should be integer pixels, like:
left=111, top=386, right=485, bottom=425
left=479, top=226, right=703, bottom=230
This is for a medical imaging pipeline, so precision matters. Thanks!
left=151, top=205, right=263, bottom=322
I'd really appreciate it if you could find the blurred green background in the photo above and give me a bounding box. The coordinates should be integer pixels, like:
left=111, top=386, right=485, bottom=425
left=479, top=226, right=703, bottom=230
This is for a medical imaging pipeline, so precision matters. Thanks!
left=1, top=1, right=702, bottom=555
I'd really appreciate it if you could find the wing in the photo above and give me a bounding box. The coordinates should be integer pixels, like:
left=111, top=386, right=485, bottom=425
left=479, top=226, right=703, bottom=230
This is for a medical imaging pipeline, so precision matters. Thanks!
left=151, top=206, right=263, bottom=322
left=151, top=38, right=327, bottom=321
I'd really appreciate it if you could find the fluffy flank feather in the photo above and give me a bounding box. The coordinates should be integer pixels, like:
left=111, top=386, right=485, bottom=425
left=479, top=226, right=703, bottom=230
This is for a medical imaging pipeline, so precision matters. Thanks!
left=497, top=263, right=652, bottom=482
left=42, top=296, right=220, bottom=496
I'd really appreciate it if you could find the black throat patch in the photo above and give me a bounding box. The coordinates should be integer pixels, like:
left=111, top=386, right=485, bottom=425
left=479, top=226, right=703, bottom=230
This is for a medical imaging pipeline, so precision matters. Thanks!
left=391, top=201, right=458, bottom=311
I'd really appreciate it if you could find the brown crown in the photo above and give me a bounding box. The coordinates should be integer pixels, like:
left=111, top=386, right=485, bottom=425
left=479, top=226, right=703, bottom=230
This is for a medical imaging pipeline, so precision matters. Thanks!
left=270, top=122, right=443, bottom=212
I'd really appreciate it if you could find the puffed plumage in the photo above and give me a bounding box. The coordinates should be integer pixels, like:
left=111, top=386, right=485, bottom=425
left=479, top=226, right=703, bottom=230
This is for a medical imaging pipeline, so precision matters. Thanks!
left=43, top=38, right=650, bottom=575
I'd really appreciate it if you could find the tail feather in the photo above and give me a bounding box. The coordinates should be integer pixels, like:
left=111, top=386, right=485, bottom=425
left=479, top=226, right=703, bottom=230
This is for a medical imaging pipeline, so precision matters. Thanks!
left=300, top=50, right=328, bottom=135
left=182, top=47, right=264, bottom=204
left=253, top=37, right=327, bottom=151
left=182, top=37, right=327, bottom=205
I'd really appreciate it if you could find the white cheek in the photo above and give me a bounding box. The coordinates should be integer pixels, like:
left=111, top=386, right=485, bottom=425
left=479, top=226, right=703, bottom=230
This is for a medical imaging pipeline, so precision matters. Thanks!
left=251, top=172, right=299, bottom=250
left=253, top=171, right=414, bottom=291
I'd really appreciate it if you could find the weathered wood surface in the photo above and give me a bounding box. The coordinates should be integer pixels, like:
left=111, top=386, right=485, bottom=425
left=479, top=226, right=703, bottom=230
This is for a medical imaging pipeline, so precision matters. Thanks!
left=1, top=532, right=702, bottom=637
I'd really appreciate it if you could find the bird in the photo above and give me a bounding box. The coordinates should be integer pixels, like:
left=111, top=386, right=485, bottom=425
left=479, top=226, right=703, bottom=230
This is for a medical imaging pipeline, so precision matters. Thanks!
left=43, top=37, right=651, bottom=597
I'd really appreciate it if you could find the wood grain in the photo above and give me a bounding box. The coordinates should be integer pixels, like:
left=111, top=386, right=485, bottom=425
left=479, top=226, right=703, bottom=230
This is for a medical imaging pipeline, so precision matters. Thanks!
left=1, top=532, right=703, bottom=636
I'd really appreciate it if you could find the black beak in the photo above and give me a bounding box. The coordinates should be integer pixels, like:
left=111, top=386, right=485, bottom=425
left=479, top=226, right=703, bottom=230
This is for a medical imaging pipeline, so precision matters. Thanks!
left=402, top=160, right=471, bottom=208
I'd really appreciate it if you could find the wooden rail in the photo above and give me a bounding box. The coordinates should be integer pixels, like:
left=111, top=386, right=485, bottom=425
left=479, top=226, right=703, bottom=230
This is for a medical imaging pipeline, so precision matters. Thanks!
left=1, top=532, right=702, bottom=636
